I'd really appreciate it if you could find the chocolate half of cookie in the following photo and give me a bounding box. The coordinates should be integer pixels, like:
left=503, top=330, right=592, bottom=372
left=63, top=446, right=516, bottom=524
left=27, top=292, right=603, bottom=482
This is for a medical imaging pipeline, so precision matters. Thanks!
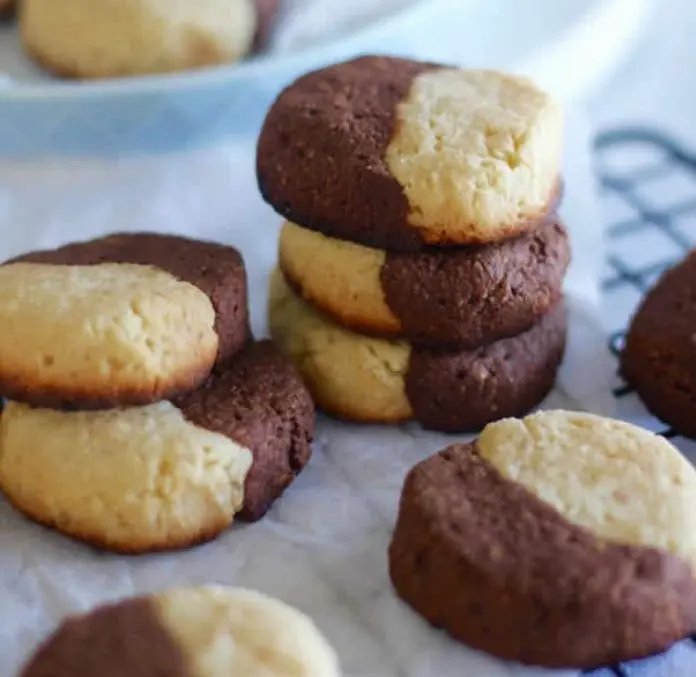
left=176, top=339, right=315, bottom=521
left=389, top=441, right=696, bottom=669
left=620, top=250, right=696, bottom=438
left=11, top=231, right=250, bottom=365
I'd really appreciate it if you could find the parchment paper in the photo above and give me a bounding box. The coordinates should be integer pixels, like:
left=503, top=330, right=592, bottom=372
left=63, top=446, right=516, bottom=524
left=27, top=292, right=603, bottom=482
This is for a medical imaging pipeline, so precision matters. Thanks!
left=0, top=109, right=613, bottom=676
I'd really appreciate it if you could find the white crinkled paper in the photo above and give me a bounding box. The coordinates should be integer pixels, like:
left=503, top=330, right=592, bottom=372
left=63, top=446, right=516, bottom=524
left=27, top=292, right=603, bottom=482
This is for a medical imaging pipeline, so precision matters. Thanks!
left=0, top=112, right=613, bottom=676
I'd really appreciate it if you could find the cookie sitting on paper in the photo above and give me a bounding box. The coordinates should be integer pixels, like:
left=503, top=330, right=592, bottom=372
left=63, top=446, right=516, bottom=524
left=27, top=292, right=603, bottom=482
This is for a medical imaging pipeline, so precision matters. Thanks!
left=0, top=341, right=315, bottom=553
left=389, top=410, right=696, bottom=669
left=19, top=586, right=341, bottom=677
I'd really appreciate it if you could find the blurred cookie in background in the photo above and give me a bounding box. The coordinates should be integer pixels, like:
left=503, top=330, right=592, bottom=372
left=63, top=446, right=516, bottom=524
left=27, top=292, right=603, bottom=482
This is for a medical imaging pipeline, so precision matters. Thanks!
left=20, top=0, right=259, bottom=79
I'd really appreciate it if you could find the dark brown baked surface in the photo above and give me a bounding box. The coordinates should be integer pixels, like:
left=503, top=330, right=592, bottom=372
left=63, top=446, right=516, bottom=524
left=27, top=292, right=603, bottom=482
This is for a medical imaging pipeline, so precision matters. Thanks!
left=380, top=219, right=570, bottom=348
left=257, top=55, right=437, bottom=252
left=621, top=250, right=696, bottom=438
left=176, top=339, right=315, bottom=522
left=19, top=597, right=188, bottom=677
left=388, top=442, right=696, bottom=669
left=12, top=231, right=251, bottom=368
left=406, top=299, right=567, bottom=432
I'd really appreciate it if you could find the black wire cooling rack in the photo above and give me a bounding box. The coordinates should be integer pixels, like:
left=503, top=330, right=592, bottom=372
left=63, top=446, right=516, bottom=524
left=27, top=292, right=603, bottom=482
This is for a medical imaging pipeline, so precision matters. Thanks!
left=583, top=128, right=696, bottom=677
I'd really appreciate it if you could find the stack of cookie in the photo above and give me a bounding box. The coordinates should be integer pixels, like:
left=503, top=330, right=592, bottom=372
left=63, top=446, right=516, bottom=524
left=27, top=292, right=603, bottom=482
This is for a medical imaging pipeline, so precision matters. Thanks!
left=256, top=55, right=571, bottom=433
left=0, top=232, right=315, bottom=554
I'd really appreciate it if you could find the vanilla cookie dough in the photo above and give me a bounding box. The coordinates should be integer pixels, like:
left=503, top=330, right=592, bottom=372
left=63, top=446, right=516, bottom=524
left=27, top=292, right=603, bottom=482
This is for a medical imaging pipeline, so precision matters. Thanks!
left=20, top=0, right=258, bottom=79
left=389, top=410, right=696, bottom=668
left=0, top=341, right=315, bottom=553
left=2, top=232, right=250, bottom=409
left=280, top=219, right=570, bottom=348
left=19, top=585, right=341, bottom=677
left=258, top=55, right=563, bottom=251
left=268, top=269, right=566, bottom=431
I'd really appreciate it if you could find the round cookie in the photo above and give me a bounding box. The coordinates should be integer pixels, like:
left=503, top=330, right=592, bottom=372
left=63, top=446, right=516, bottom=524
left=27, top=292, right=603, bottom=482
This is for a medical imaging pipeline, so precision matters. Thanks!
left=620, top=251, right=696, bottom=438
left=20, top=0, right=257, bottom=79
left=0, top=341, right=315, bottom=553
left=19, top=585, right=341, bottom=677
left=279, top=219, right=570, bottom=348
left=2, top=232, right=250, bottom=409
left=388, top=410, right=696, bottom=669
left=268, top=269, right=566, bottom=432
left=257, top=55, right=563, bottom=252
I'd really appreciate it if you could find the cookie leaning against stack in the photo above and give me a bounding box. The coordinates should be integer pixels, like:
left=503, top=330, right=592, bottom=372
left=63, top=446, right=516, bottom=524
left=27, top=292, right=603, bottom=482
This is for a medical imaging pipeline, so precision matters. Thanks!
left=257, top=55, right=571, bottom=432
left=0, top=232, right=316, bottom=554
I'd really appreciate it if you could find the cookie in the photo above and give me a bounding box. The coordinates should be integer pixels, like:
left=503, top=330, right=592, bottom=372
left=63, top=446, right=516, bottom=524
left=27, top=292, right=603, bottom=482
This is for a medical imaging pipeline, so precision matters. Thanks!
left=19, top=585, right=341, bottom=677
left=620, top=250, right=696, bottom=438
left=279, top=219, right=570, bottom=348
left=388, top=410, right=696, bottom=669
left=257, top=55, right=563, bottom=252
left=20, top=0, right=257, bottom=79
left=1, top=232, right=250, bottom=409
left=0, top=341, right=314, bottom=553
left=268, top=269, right=566, bottom=431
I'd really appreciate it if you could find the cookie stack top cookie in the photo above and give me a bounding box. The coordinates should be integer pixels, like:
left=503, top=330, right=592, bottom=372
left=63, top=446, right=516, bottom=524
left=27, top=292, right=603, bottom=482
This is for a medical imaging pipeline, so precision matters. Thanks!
left=0, top=233, right=316, bottom=554
left=258, top=55, right=563, bottom=251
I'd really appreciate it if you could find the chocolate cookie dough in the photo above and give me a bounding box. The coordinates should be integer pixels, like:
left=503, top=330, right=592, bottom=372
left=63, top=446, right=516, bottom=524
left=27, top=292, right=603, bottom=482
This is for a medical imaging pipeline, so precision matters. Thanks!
left=279, top=219, right=570, bottom=348
left=388, top=411, right=696, bottom=668
left=1, top=232, right=250, bottom=409
left=268, top=269, right=566, bottom=432
left=621, top=250, right=696, bottom=438
left=257, top=55, right=563, bottom=251
left=0, top=341, right=314, bottom=553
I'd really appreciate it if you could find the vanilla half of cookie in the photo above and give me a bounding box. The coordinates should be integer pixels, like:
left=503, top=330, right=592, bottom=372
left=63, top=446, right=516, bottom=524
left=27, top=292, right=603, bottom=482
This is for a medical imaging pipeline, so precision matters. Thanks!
left=0, top=341, right=315, bottom=553
left=389, top=410, right=696, bottom=668
left=19, top=586, right=341, bottom=677
left=0, top=262, right=219, bottom=408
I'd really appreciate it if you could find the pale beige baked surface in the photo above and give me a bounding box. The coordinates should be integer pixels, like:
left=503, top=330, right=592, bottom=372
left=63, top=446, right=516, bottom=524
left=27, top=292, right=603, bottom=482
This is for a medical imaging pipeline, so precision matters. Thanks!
left=279, top=221, right=399, bottom=335
left=386, top=68, right=563, bottom=244
left=0, top=262, right=218, bottom=404
left=0, top=401, right=252, bottom=553
left=478, top=410, right=696, bottom=571
left=20, top=0, right=257, bottom=78
left=155, top=586, right=341, bottom=676
left=268, top=268, right=412, bottom=423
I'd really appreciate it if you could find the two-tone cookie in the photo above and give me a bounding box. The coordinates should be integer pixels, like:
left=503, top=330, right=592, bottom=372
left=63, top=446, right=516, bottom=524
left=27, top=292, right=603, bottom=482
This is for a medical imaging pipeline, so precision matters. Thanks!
left=0, top=232, right=249, bottom=409
left=20, top=0, right=258, bottom=79
left=0, top=340, right=314, bottom=553
left=621, top=250, right=696, bottom=438
left=279, top=218, right=570, bottom=348
left=257, top=55, right=563, bottom=251
left=19, top=585, right=341, bottom=676
left=268, top=269, right=565, bottom=432
left=388, top=410, right=696, bottom=668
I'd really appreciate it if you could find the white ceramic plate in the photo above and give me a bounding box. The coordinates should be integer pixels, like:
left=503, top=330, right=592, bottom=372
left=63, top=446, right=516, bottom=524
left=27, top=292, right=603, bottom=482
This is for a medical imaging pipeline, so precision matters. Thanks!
left=0, top=0, right=654, bottom=157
